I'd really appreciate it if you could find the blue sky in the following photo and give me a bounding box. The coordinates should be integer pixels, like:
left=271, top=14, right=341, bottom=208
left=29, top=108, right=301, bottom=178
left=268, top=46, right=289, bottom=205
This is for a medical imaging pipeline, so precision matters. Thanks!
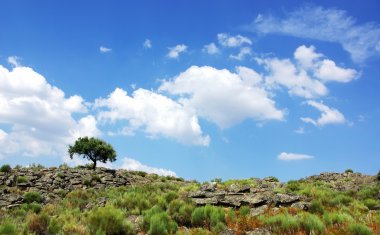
left=0, top=1, right=379, bottom=182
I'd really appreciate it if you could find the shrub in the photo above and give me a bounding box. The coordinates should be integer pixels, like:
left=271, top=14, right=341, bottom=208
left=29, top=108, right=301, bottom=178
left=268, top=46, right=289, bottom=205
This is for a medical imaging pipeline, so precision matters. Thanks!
left=192, top=207, right=206, bottom=227
left=27, top=213, right=50, bottom=235
left=191, top=205, right=225, bottom=229
left=329, top=212, right=353, bottom=225
left=309, top=200, right=324, bottom=214
left=211, top=178, right=222, bottom=183
left=286, top=180, right=301, bottom=192
left=17, top=176, right=28, bottom=184
left=164, top=191, right=178, bottom=204
left=357, top=187, right=377, bottom=200
left=65, top=189, right=92, bottom=210
left=21, top=202, right=42, bottom=214
left=239, top=206, right=250, bottom=217
left=148, top=212, right=178, bottom=235
left=330, top=194, right=353, bottom=206
left=345, top=169, right=354, bottom=173
left=23, top=191, right=43, bottom=204
left=0, top=164, right=12, bottom=173
left=91, top=174, right=102, bottom=183
left=301, top=213, right=326, bottom=234
left=136, top=171, right=147, bottom=177
left=84, top=178, right=92, bottom=187
left=56, top=172, right=64, bottom=178
left=377, top=170, right=380, bottom=181
left=212, top=222, right=227, bottom=234
left=348, top=223, right=372, bottom=235
left=168, top=200, right=194, bottom=226
left=363, top=198, right=379, bottom=210
left=88, top=206, right=135, bottom=235
left=263, top=213, right=300, bottom=233
left=48, top=218, right=61, bottom=235
left=0, top=221, right=17, bottom=235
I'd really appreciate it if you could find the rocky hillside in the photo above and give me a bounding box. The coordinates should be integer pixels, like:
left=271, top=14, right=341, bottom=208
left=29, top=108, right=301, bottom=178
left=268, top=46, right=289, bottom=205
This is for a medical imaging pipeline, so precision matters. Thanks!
left=0, top=166, right=378, bottom=234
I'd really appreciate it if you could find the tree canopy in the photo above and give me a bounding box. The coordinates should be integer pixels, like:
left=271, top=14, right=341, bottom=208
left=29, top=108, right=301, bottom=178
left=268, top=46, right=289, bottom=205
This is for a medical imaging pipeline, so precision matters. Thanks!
left=68, top=137, right=116, bottom=170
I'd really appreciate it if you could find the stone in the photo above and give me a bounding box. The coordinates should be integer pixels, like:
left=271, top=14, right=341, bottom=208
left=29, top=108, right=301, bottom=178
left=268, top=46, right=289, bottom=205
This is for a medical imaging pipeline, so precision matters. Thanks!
left=200, top=182, right=217, bottom=192
left=219, top=229, right=236, bottom=235
left=246, top=228, right=271, bottom=235
left=241, top=193, right=270, bottom=206
left=193, top=197, right=219, bottom=205
left=228, top=184, right=250, bottom=193
left=273, top=193, right=300, bottom=206
left=250, top=205, right=268, bottom=217
left=291, top=201, right=310, bottom=211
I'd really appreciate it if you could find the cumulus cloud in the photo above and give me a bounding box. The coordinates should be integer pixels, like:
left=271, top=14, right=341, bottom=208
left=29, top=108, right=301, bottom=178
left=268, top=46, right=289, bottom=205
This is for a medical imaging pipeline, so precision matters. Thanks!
left=7, top=56, right=21, bottom=67
left=260, top=45, right=358, bottom=98
left=250, top=6, right=380, bottom=63
left=301, top=100, right=346, bottom=126
left=230, top=47, right=252, bottom=60
left=278, top=152, right=314, bottom=161
left=119, top=157, right=176, bottom=176
left=0, top=65, right=100, bottom=159
left=167, top=44, right=187, bottom=59
left=203, top=43, right=220, bottom=54
left=94, top=88, right=210, bottom=146
left=217, top=33, right=252, bottom=47
left=143, top=39, right=152, bottom=49
left=99, top=46, right=112, bottom=53
left=159, top=65, right=284, bottom=128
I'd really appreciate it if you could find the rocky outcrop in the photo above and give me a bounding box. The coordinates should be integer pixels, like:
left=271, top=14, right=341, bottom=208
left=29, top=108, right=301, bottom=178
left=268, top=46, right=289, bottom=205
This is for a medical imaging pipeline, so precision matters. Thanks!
left=0, top=166, right=168, bottom=209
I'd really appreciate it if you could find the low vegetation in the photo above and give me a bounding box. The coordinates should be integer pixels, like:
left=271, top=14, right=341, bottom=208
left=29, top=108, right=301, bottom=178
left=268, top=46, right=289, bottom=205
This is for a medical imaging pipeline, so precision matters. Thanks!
left=0, top=164, right=378, bottom=234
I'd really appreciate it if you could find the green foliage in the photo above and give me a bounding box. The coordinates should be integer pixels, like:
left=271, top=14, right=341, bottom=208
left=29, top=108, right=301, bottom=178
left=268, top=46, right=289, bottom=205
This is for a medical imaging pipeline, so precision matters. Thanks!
left=0, top=164, right=11, bottom=173
left=263, top=213, right=300, bottom=233
left=357, top=186, right=378, bottom=200
left=56, top=172, right=64, bottom=178
left=191, top=205, right=225, bottom=230
left=286, top=180, right=301, bottom=192
left=68, top=136, right=117, bottom=170
left=210, top=178, right=222, bottom=183
left=64, top=189, right=92, bottom=211
left=0, top=221, right=17, bottom=235
left=88, top=206, right=135, bottom=235
left=135, top=171, right=147, bottom=177
left=309, top=200, right=325, bottom=214
left=168, top=199, right=194, bottom=226
left=345, top=169, right=354, bottom=173
left=17, top=176, right=28, bottom=184
left=91, top=174, right=102, bottom=183
left=239, top=206, right=250, bottom=216
left=300, top=213, right=326, bottom=234
left=21, top=202, right=42, bottom=214
left=377, top=170, right=380, bottom=181
left=148, top=212, right=178, bottom=235
left=47, top=218, right=61, bottom=235
left=328, top=212, right=354, bottom=225
left=363, top=198, right=379, bottom=210
left=348, top=223, right=372, bottom=235
left=211, top=222, right=226, bottom=234
left=23, top=191, right=43, bottom=204
left=330, top=194, right=353, bottom=206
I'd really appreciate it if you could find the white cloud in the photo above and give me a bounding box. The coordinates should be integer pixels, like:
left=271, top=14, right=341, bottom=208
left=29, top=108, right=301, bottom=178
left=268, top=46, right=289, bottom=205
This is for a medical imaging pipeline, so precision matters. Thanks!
left=278, top=152, right=314, bottom=161
left=159, top=65, right=284, bottom=128
left=230, top=47, right=252, bottom=60
left=217, top=33, right=252, bottom=47
left=99, top=46, right=112, bottom=53
left=294, top=127, right=305, bottom=134
left=143, top=39, right=152, bottom=49
left=0, top=65, right=100, bottom=158
left=119, top=157, right=176, bottom=176
left=251, top=6, right=380, bottom=63
left=94, top=87, right=210, bottom=146
left=167, top=44, right=187, bottom=59
left=203, top=43, right=220, bottom=55
left=260, top=45, right=358, bottom=98
left=301, top=100, right=346, bottom=126
left=7, top=56, right=21, bottom=67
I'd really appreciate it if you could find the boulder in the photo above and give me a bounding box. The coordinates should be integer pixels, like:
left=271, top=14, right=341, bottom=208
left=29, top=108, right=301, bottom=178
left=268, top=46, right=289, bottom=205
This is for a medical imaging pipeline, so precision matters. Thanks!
left=250, top=205, right=268, bottom=217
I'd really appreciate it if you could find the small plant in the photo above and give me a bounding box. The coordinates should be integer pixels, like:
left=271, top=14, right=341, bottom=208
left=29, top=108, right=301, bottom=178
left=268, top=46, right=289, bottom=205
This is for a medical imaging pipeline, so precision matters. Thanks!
left=330, top=194, right=353, bottom=206
left=345, top=169, right=354, bottom=173
left=0, top=164, right=12, bottom=173
left=23, top=191, right=43, bottom=204
left=56, top=172, right=64, bottom=178
left=27, top=213, right=50, bottom=235
left=286, top=180, right=301, bottom=192
left=300, top=213, right=326, bottom=234
left=17, top=176, right=28, bottom=184
left=211, top=178, right=222, bottom=183
left=239, top=206, right=250, bottom=216
left=0, top=221, right=17, bottom=235
left=348, top=223, right=372, bottom=235
left=148, top=212, right=178, bottom=235
left=363, top=198, right=379, bottom=210
left=377, top=170, right=380, bottom=181
left=88, top=206, right=135, bottom=234
left=309, top=200, right=324, bottom=214
left=263, top=213, right=300, bottom=234
left=91, top=174, right=102, bottom=183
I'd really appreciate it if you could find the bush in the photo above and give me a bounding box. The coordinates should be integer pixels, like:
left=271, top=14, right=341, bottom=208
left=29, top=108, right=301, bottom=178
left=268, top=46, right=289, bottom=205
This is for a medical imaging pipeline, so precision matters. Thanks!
left=212, top=222, right=227, bottom=234
left=56, top=172, right=64, bottom=178
left=168, top=200, right=194, bottom=226
left=239, top=206, right=250, bottom=217
left=0, top=221, right=17, bottom=235
left=377, top=170, right=380, bottom=181
left=23, top=191, right=43, bottom=204
left=148, top=212, right=178, bottom=235
left=263, top=213, right=300, bottom=233
left=345, top=169, right=354, bottom=173
left=17, top=176, right=28, bottom=184
left=301, top=213, right=326, bottom=234
left=88, top=206, right=135, bottom=235
left=330, top=194, right=353, bottom=206
left=21, top=202, right=42, bottom=214
left=91, top=174, right=102, bottom=183
left=309, top=200, right=324, bottom=214
left=48, top=218, right=61, bottom=235
left=27, top=213, right=50, bottom=235
left=363, top=198, right=379, bottom=210
left=286, top=180, right=301, bottom=192
left=0, top=164, right=12, bottom=173
left=348, top=223, right=372, bottom=235
left=191, top=205, right=225, bottom=229
left=329, top=212, right=353, bottom=225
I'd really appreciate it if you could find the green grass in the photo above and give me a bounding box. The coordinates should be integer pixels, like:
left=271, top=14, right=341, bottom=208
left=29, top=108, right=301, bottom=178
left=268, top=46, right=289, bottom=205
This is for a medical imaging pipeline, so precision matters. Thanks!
left=348, top=223, right=372, bottom=235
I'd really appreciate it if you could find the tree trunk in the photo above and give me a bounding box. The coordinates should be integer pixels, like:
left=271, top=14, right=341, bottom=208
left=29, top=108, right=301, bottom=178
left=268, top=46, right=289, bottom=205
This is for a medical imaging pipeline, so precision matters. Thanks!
left=93, top=160, right=97, bottom=170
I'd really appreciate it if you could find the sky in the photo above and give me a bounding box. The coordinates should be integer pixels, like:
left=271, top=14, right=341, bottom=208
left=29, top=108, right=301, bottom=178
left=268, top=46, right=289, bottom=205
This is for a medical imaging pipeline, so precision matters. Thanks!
left=0, top=0, right=380, bottom=182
